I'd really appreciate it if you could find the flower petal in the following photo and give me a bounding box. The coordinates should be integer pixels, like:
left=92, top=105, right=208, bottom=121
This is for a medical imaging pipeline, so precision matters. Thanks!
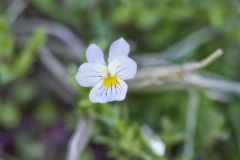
left=108, top=38, right=130, bottom=62
left=86, top=44, right=106, bottom=64
left=89, top=79, right=128, bottom=103
left=75, top=63, right=107, bottom=87
left=108, top=56, right=137, bottom=80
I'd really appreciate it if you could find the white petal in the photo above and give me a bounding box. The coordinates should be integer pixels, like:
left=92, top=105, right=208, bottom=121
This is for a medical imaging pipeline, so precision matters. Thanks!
left=89, top=79, right=128, bottom=103
left=108, top=56, right=137, bottom=80
left=149, top=138, right=165, bottom=156
left=108, top=38, right=130, bottom=62
left=75, top=63, right=107, bottom=87
left=86, top=44, right=106, bottom=64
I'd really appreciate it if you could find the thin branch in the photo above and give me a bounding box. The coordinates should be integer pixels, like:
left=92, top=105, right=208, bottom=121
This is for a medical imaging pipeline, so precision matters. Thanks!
left=128, top=73, right=240, bottom=98
left=130, top=49, right=223, bottom=85
left=39, top=46, right=77, bottom=97
left=67, top=117, right=94, bottom=160
left=183, top=49, right=223, bottom=71
left=128, top=49, right=240, bottom=98
left=4, top=0, right=29, bottom=26
left=204, top=90, right=232, bottom=103
left=183, top=88, right=200, bottom=158
left=13, top=19, right=83, bottom=59
left=185, top=74, right=240, bottom=95
left=38, top=70, right=74, bottom=103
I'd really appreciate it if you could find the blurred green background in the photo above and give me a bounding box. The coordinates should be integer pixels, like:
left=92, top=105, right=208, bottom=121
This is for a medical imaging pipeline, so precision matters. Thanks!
left=0, top=0, right=240, bottom=160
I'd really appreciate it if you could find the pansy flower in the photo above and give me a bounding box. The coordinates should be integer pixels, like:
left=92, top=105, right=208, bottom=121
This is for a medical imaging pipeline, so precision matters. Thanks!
left=75, top=38, right=137, bottom=103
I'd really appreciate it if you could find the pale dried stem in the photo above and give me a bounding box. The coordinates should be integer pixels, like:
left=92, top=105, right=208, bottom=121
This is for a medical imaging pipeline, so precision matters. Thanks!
left=183, top=88, right=200, bottom=158
left=128, top=49, right=240, bottom=99
left=14, top=19, right=83, bottom=60
left=183, top=49, right=223, bottom=71
left=5, top=0, right=29, bottom=26
left=39, top=46, right=77, bottom=102
left=130, top=49, right=223, bottom=86
left=67, top=117, right=94, bottom=160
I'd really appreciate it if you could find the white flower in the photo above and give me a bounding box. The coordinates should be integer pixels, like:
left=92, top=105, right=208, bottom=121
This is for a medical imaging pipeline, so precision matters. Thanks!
left=75, top=38, right=137, bottom=103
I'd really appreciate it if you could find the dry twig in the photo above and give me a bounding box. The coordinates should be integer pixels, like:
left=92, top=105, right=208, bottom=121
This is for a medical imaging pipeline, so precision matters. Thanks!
left=183, top=88, right=200, bottom=158
left=128, top=49, right=224, bottom=91
left=67, top=117, right=94, bottom=160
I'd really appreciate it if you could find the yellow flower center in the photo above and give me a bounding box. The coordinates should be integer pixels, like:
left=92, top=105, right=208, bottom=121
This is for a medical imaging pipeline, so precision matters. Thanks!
left=103, top=75, right=118, bottom=87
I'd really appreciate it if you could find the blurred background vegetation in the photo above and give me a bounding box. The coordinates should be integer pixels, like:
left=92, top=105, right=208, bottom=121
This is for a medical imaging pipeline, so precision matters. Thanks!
left=0, top=0, right=240, bottom=160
